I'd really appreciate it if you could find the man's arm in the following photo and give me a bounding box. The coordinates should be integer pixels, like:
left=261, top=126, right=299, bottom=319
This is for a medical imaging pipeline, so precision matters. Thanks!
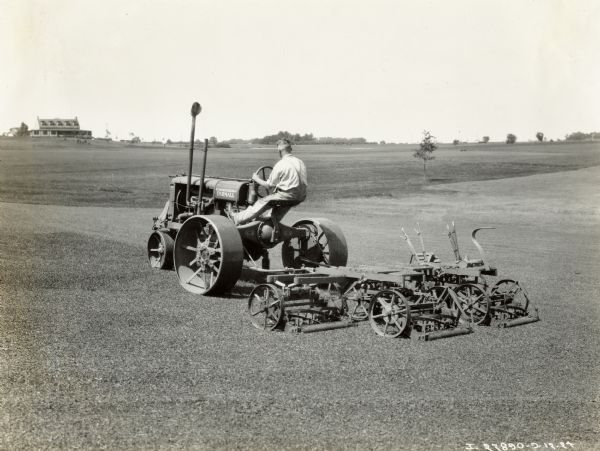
left=252, top=172, right=270, bottom=188
left=254, top=163, right=281, bottom=190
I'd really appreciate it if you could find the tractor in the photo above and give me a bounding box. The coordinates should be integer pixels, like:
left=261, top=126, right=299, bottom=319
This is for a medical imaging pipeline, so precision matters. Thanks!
left=146, top=102, right=348, bottom=295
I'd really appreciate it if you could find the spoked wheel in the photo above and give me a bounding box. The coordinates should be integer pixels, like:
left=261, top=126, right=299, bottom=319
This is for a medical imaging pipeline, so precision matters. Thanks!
left=427, top=285, right=459, bottom=313
left=174, top=215, right=243, bottom=295
left=147, top=231, right=174, bottom=270
left=455, top=283, right=491, bottom=325
left=368, top=290, right=411, bottom=338
left=248, top=284, right=283, bottom=331
left=281, top=218, right=348, bottom=268
left=489, top=279, right=529, bottom=311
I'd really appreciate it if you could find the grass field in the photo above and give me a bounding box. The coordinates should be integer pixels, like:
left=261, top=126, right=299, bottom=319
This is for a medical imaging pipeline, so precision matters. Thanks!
left=1, top=138, right=600, bottom=207
left=1, top=138, right=599, bottom=450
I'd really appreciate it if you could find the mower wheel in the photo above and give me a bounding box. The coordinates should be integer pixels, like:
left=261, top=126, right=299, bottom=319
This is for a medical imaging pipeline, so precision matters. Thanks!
left=368, top=289, right=411, bottom=338
left=147, top=231, right=174, bottom=270
left=248, top=284, right=283, bottom=331
left=489, top=279, right=530, bottom=311
left=427, top=285, right=459, bottom=314
left=174, top=215, right=243, bottom=295
left=455, top=283, right=491, bottom=326
left=282, top=218, right=348, bottom=268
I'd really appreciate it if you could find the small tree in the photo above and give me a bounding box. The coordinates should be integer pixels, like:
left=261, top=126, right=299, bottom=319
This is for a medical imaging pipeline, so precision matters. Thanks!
left=413, top=130, right=437, bottom=180
left=482, top=136, right=490, bottom=143
left=506, top=133, right=517, bottom=144
left=209, top=136, right=218, bottom=147
left=536, top=132, right=544, bottom=142
left=15, top=122, right=29, bottom=137
left=452, top=139, right=459, bottom=145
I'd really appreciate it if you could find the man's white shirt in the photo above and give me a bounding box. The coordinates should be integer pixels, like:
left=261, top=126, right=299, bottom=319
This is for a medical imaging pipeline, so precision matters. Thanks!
left=266, top=154, right=307, bottom=201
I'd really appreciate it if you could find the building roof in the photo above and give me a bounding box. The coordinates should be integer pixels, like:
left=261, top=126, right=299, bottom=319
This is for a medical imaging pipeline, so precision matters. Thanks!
left=37, top=117, right=80, bottom=130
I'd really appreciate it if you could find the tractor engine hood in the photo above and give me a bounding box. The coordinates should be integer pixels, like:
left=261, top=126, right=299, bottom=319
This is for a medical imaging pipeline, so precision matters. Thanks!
left=171, top=176, right=249, bottom=202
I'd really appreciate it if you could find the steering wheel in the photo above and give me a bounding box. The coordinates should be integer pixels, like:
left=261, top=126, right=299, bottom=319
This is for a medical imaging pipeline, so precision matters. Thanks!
left=254, top=165, right=273, bottom=198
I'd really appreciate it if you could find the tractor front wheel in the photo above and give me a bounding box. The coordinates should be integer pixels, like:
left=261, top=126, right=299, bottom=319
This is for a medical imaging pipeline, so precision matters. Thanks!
left=147, top=231, right=174, bottom=270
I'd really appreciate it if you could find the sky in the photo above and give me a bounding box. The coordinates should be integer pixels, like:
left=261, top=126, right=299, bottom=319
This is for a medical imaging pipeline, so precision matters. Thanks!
left=1, top=0, right=599, bottom=143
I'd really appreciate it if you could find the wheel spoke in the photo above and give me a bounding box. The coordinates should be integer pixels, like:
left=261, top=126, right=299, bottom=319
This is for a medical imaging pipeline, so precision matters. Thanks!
left=471, top=293, right=484, bottom=303
left=473, top=305, right=487, bottom=315
left=250, top=308, right=267, bottom=316
left=186, top=266, right=206, bottom=284
left=371, top=313, right=388, bottom=320
left=377, top=298, right=390, bottom=309
left=392, top=306, right=407, bottom=315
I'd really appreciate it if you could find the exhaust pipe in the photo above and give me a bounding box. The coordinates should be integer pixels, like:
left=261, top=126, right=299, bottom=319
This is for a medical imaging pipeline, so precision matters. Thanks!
left=186, top=102, right=202, bottom=208
left=196, top=138, right=208, bottom=215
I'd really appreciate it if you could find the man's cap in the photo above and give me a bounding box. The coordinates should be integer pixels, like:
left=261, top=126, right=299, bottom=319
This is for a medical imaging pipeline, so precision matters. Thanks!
left=276, top=138, right=292, bottom=150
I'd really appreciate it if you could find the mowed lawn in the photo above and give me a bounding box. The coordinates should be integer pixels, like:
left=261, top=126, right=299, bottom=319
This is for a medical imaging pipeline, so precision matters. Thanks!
left=1, top=138, right=600, bottom=207
left=1, top=138, right=599, bottom=450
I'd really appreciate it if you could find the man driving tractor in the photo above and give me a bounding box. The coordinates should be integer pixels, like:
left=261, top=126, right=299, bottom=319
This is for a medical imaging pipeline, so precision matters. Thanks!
left=230, top=139, right=307, bottom=225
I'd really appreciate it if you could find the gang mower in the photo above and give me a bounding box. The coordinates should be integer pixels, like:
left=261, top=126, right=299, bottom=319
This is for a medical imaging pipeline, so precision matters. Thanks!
left=247, top=223, right=539, bottom=339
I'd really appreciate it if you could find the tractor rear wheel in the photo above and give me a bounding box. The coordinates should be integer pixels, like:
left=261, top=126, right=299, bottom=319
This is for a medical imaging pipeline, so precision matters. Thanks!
left=147, top=231, right=174, bottom=270
left=281, top=218, right=348, bottom=268
left=174, top=215, right=243, bottom=295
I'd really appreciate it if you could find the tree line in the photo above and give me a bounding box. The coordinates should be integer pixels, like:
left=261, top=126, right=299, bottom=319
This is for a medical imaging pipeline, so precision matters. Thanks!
left=220, top=131, right=371, bottom=146
left=5, top=122, right=600, bottom=144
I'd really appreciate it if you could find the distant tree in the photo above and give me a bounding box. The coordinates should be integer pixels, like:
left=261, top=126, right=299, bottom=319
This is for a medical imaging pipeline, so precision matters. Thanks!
left=15, top=122, right=29, bottom=137
left=506, top=133, right=517, bottom=144
left=536, top=132, right=544, bottom=142
left=452, top=139, right=459, bottom=145
left=565, top=131, right=600, bottom=141
left=166, top=139, right=173, bottom=145
left=413, top=130, right=437, bottom=180
left=209, top=136, right=218, bottom=147
left=379, top=140, right=386, bottom=145
left=482, top=136, right=490, bottom=143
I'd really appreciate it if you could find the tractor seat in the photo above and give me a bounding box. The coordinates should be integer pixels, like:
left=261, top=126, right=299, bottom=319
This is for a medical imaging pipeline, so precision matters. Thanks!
left=264, top=199, right=300, bottom=208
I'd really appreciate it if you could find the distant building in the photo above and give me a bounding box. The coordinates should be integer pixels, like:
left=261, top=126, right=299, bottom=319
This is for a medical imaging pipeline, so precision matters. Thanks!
left=29, top=117, right=92, bottom=138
